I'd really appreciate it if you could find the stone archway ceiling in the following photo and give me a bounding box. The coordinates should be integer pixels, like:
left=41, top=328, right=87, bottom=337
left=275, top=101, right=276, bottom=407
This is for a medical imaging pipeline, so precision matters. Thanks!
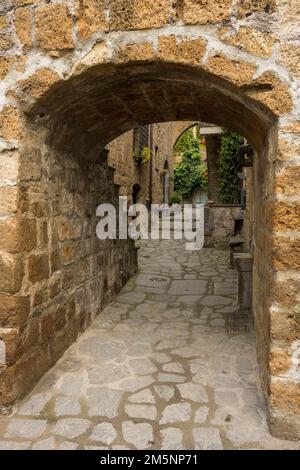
left=28, top=63, right=277, bottom=161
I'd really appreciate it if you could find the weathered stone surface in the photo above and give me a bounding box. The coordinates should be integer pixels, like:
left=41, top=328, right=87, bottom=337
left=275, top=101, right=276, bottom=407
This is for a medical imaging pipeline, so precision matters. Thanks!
left=0, top=218, right=36, bottom=253
left=89, top=423, right=116, bottom=445
left=0, top=295, right=29, bottom=328
left=160, top=403, right=191, bottom=424
left=55, top=396, right=81, bottom=416
left=122, top=421, right=153, bottom=449
left=271, top=311, right=300, bottom=343
left=154, top=385, right=175, bottom=401
left=219, top=27, right=275, bottom=58
left=72, top=43, right=109, bottom=75
left=271, top=237, right=300, bottom=271
left=76, top=0, right=108, bottom=39
left=0, top=34, right=12, bottom=52
left=128, top=388, right=155, bottom=404
left=157, top=35, right=206, bottom=65
left=0, top=105, right=22, bottom=140
left=0, top=253, right=23, bottom=294
left=243, top=72, right=293, bottom=115
left=193, top=427, right=223, bottom=450
left=275, top=167, right=300, bottom=196
left=125, top=404, right=157, bottom=420
left=204, top=54, right=256, bottom=86
left=52, top=418, right=90, bottom=439
left=161, top=427, right=183, bottom=450
left=6, top=419, right=47, bottom=439
left=109, top=0, right=170, bottom=30
left=237, top=0, right=276, bottom=18
left=87, top=388, right=123, bottom=418
left=0, top=56, right=15, bottom=80
left=270, top=381, right=300, bottom=415
left=280, top=43, right=300, bottom=76
left=0, top=441, right=30, bottom=450
left=35, top=5, right=74, bottom=52
left=28, top=254, right=49, bottom=284
left=14, top=7, right=32, bottom=48
left=195, top=406, right=209, bottom=424
left=267, top=201, right=300, bottom=232
left=19, top=68, right=61, bottom=99
left=177, top=383, right=209, bottom=402
left=32, top=437, right=55, bottom=450
left=115, top=42, right=154, bottom=64
left=270, top=351, right=292, bottom=376
left=182, top=0, right=232, bottom=24
left=18, top=393, right=50, bottom=415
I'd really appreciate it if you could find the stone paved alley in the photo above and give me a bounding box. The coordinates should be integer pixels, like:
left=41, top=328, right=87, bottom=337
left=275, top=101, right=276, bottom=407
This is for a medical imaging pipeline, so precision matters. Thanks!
left=0, top=240, right=299, bottom=450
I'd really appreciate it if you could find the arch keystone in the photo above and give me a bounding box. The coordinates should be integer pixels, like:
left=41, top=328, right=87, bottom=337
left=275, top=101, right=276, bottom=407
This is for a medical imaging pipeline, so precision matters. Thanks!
left=157, top=35, right=206, bottom=66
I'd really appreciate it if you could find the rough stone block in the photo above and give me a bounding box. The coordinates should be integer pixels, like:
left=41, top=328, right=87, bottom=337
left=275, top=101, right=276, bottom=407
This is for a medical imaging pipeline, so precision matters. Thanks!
left=115, top=42, right=154, bottom=64
left=35, top=4, right=74, bottom=51
left=0, top=295, right=30, bottom=328
left=280, top=43, right=300, bottom=77
left=275, top=167, right=300, bottom=196
left=109, top=0, right=170, bottom=31
left=270, top=380, right=300, bottom=416
left=182, top=0, right=232, bottom=24
left=237, top=0, right=276, bottom=18
left=271, top=236, right=300, bottom=271
left=0, top=328, right=21, bottom=365
left=28, top=254, right=49, bottom=284
left=0, top=106, right=22, bottom=140
left=0, top=218, right=36, bottom=253
left=0, top=186, right=19, bottom=213
left=243, top=72, right=293, bottom=115
left=219, top=26, right=275, bottom=58
left=270, top=350, right=292, bottom=376
left=14, top=7, right=32, bottom=48
left=19, top=68, right=61, bottom=99
left=0, top=253, right=24, bottom=294
left=0, top=56, right=15, bottom=80
left=157, top=35, right=206, bottom=65
left=204, top=54, right=256, bottom=86
left=76, top=0, right=108, bottom=39
left=267, top=201, right=300, bottom=232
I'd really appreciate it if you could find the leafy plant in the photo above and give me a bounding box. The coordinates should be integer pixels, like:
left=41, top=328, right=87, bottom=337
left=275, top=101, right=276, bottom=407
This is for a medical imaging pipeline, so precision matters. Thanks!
left=218, top=129, right=244, bottom=203
left=174, top=136, right=208, bottom=199
left=174, top=128, right=195, bottom=154
left=135, top=146, right=151, bottom=165
left=170, top=192, right=182, bottom=204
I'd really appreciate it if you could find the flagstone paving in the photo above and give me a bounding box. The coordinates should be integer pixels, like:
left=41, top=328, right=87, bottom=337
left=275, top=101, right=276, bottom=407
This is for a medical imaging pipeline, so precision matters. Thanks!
left=0, top=240, right=299, bottom=450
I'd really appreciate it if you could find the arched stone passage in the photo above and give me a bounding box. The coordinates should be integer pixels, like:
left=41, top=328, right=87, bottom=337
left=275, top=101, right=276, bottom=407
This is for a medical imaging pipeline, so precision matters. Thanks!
left=0, top=0, right=299, bottom=440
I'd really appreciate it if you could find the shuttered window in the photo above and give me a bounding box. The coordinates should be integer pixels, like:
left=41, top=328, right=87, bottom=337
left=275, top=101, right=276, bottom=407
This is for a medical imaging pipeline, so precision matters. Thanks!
left=133, top=125, right=149, bottom=155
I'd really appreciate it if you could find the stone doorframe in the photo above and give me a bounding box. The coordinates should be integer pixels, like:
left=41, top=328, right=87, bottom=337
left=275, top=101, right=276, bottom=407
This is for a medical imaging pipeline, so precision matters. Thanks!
left=0, top=1, right=299, bottom=440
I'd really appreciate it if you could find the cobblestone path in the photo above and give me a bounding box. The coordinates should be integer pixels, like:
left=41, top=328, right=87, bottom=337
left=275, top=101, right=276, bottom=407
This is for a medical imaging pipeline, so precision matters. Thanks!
left=0, top=240, right=299, bottom=450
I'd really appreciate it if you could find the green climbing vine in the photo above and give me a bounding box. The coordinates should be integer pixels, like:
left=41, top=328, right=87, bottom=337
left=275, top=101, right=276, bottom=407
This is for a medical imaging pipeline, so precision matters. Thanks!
left=218, top=129, right=244, bottom=204
left=173, top=132, right=208, bottom=201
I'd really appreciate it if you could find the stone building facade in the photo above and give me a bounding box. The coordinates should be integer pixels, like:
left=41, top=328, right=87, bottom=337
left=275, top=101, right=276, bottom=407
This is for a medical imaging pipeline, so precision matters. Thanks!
left=0, top=0, right=299, bottom=440
left=108, top=122, right=175, bottom=206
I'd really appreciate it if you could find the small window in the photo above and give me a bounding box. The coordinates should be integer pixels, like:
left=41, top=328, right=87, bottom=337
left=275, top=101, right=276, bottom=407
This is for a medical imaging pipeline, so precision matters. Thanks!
left=133, top=125, right=149, bottom=155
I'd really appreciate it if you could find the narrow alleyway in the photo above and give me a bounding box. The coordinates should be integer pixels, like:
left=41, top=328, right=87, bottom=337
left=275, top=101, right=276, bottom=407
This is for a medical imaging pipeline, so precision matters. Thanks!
left=0, top=241, right=298, bottom=450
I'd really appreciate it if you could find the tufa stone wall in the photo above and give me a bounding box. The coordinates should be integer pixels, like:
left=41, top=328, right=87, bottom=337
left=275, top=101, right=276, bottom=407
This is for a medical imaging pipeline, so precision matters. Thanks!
left=107, top=122, right=175, bottom=205
left=0, top=0, right=299, bottom=439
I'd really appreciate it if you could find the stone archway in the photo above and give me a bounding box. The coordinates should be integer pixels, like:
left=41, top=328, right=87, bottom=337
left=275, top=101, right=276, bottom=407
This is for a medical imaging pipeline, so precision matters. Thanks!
left=0, top=1, right=299, bottom=440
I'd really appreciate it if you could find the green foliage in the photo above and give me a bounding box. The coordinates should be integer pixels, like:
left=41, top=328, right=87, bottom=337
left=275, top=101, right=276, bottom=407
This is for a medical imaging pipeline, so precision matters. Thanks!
left=174, top=136, right=208, bottom=199
left=170, top=192, right=182, bottom=204
left=135, top=146, right=151, bottom=165
left=218, top=130, right=244, bottom=203
left=174, top=128, right=195, bottom=154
